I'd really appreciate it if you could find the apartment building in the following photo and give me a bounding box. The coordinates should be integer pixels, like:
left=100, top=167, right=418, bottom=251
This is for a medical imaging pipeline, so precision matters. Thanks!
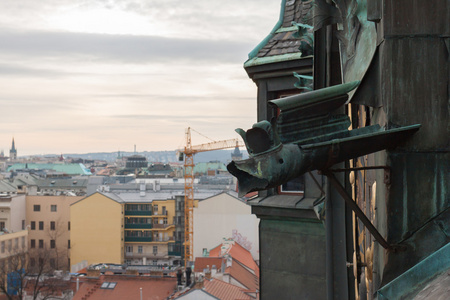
left=0, top=181, right=26, bottom=233
left=124, top=197, right=180, bottom=266
left=0, top=230, right=28, bottom=260
left=0, top=230, right=28, bottom=295
left=70, top=192, right=124, bottom=271
left=193, top=192, right=259, bottom=260
left=26, top=195, right=83, bottom=271
left=70, top=185, right=221, bottom=271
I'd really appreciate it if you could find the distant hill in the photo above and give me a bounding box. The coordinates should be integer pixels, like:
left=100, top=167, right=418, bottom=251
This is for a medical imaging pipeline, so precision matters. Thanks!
left=35, top=149, right=248, bottom=164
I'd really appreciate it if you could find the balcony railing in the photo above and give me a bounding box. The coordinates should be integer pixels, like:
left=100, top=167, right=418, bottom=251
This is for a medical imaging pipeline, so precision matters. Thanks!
left=152, top=224, right=174, bottom=229
left=124, top=237, right=152, bottom=243
left=125, top=251, right=181, bottom=258
left=168, top=251, right=182, bottom=256
left=125, top=210, right=152, bottom=216
left=152, top=237, right=174, bottom=242
left=124, top=223, right=152, bottom=229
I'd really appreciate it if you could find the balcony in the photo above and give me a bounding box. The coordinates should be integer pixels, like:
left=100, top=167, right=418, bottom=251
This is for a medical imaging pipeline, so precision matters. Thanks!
left=168, top=250, right=182, bottom=256
left=152, top=237, right=175, bottom=242
left=125, top=210, right=152, bottom=216
left=124, top=223, right=152, bottom=229
left=152, top=224, right=174, bottom=230
left=124, top=237, right=152, bottom=243
left=152, top=211, right=168, bottom=216
left=125, top=252, right=169, bottom=259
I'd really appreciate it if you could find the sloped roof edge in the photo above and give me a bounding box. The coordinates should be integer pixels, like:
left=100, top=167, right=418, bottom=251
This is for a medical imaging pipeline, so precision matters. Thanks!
left=70, top=191, right=123, bottom=206
left=246, top=0, right=286, bottom=60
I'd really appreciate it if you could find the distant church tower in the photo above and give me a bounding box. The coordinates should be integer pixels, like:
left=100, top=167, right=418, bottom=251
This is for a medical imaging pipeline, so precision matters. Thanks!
left=231, top=145, right=243, bottom=161
left=9, top=138, right=17, bottom=160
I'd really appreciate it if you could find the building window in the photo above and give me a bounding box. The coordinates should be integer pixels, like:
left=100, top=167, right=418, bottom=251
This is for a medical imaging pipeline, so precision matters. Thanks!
left=153, top=205, right=158, bottom=214
left=33, top=205, right=40, bottom=211
left=153, top=246, right=158, bottom=254
left=21, top=237, right=25, bottom=248
left=162, top=206, right=166, bottom=215
left=138, top=246, right=143, bottom=254
left=39, top=221, right=44, bottom=230
left=154, top=218, right=158, bottom=225
left=50, top=258, right=56, bottom=268
left=50, top=221, right=56, bottom=230
left=14, top=238, right=18, bottom=249
left=30, top=239, right=36, bottom=249
left=51, top=205, right=57, bottom=212
left=68, top=240, right=71, bottom=249
left=126, top=246, right=133, bottom=253
left=39, top=240, right=44, bottom=249
left=279, top=175, right=305, bottom=195
left=31, top=221, right=36, bottom=230
left=163, top=218, right=168, bottom=225
left=0, top=222, right=5, bottom=231
left=68, top=222, right=70, bottom=231
left=50, top=240, right=56, bottom=249
left=22, top=220, right=25, bottom=230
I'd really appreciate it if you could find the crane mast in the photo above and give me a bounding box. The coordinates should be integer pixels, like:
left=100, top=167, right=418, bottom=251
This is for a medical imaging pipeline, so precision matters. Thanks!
left=181, top=127, right=242, bottom=267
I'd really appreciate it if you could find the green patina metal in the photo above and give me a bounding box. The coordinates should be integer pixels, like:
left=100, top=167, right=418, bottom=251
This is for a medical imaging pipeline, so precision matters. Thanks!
left=377, top=243, right=450, bottom=299
left=244, top=53, right=306, bottom=68
left=293, top=72, right=313, bottom=90
left=247, top=0, right=286, bottom=60
left=227, top=81, right=421, bottom=196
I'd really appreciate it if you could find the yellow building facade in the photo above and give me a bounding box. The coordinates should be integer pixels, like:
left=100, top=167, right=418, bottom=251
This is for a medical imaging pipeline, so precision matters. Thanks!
left=70, top=191, right=200, bottom=270
left=70, top=193, right=124, bottom=271
left=124, top=199, right=179, bottom=265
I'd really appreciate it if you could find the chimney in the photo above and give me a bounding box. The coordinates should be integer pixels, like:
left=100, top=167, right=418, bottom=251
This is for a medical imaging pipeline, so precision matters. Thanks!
left=195, top=274, right=205, bottom=289
left=86, top=269, right=100, bottom=277
left=204, top=268, right=211, bottom=280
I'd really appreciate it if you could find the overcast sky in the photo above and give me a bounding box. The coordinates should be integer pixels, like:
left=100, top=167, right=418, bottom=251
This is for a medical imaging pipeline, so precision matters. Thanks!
left=0, top=0, right=281, bottom=156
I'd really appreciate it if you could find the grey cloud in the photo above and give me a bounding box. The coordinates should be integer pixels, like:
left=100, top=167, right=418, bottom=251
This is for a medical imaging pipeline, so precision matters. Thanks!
left=111, top=114, right=246, bottom=120
left=0, top=63, right=70, bottom=78
left=0, top=29, right=254, bottom=64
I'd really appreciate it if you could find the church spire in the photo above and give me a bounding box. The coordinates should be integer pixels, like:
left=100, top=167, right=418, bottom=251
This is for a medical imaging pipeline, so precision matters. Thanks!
left=9, top=137, right=17, bottom=160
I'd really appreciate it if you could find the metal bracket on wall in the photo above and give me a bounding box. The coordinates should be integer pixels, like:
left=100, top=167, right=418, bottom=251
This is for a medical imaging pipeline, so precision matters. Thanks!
left=329, top=165, right=391, bottom=185
left=321, top=170, right=405, bottom=252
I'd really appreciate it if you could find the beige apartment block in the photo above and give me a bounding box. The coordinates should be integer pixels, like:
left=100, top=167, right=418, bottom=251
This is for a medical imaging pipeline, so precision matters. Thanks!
left=0, top=230, right=28, bottom=260
left=26, top=195, right=83, bottom=271
left=0, top=194, right=26, bottom=233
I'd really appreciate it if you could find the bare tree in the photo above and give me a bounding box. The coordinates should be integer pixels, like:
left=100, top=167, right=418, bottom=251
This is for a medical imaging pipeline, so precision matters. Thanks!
left=0, top=244, right=69, bottom=300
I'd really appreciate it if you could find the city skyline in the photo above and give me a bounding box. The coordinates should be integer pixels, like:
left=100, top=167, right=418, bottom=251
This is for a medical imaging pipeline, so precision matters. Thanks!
left=0, top=0, right=281, bottom=155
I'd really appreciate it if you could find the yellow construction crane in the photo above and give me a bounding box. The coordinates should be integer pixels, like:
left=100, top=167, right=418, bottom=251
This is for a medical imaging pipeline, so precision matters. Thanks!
left=179, top=127, right=243, bottom=267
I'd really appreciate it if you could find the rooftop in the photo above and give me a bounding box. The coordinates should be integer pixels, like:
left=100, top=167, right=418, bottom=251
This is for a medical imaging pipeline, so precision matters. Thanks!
left=245, top=0, right=313, bottom=68
left=73, top=275, right=177, bottom=300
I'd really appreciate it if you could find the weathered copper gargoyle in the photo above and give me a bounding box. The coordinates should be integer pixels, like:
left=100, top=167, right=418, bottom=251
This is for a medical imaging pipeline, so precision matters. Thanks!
left=227, top=81, right=420, bottom=196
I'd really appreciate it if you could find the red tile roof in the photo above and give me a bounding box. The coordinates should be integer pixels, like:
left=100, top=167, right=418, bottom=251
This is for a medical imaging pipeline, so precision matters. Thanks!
left=72, top=275, right=177, bottom=300
left=225, top=259, right=259, bottom=291
left=209, top=241, right=259, bottom=275
left=204, top=278, right=252, bottom=300
left=193, top=257, right=224, bottom=273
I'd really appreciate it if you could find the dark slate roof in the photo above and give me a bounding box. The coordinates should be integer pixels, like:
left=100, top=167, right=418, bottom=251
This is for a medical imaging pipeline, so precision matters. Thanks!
left=246, top=0, right=313, bottom=66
